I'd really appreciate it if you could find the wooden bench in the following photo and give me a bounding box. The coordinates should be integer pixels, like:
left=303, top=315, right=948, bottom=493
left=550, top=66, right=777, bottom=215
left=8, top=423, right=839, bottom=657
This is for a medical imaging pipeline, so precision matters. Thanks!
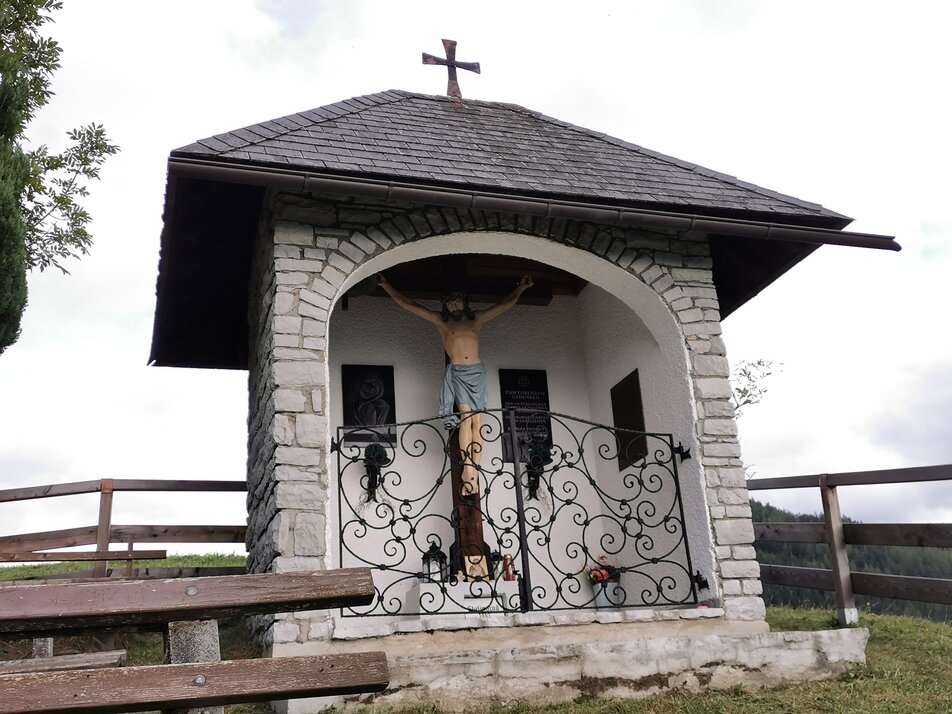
left=0, top=568, right=389, bottom=713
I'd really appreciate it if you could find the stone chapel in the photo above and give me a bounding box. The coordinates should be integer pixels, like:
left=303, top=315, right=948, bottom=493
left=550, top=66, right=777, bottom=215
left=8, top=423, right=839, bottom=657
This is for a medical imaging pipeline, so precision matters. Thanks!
left=150, top=89, right=897, bottom=712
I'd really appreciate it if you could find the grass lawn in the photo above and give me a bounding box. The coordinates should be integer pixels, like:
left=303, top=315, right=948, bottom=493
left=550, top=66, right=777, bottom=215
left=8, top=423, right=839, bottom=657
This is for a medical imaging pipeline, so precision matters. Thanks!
left=3, top=557, right=950, bottom=713
left=473, top=608, right=952, bottom=714
left=0, top=553, right=247, bottom=582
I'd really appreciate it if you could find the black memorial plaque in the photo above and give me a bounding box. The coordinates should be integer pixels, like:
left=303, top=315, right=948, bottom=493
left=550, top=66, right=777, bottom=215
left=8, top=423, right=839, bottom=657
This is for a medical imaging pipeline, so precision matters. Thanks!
left=610, top=368, right=647, bottom=469
left=499, top=369, right=552, bottom=463
left=342, top=364, right=396, bottom=444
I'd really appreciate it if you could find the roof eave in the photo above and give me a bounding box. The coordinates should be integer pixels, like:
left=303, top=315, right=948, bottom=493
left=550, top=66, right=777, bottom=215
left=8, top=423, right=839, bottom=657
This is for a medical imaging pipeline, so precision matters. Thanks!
left=166, top=154, right=899, bottom=253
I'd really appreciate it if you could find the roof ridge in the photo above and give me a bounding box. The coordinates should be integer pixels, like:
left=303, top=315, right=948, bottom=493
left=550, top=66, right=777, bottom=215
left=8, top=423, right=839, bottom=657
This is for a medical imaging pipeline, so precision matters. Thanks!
left=194, top=90, right=411, bottom=154
left=395, top=90, right=544, bottom=115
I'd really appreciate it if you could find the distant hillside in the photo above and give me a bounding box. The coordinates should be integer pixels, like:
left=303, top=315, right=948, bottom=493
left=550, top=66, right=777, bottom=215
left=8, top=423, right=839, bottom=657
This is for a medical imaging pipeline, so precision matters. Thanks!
left=752, top=499, right=952, bottom=621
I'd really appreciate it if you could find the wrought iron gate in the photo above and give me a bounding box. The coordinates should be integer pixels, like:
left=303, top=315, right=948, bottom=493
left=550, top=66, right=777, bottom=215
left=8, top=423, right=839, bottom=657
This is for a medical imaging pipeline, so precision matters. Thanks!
left=335, top=409, right=698, bottom=616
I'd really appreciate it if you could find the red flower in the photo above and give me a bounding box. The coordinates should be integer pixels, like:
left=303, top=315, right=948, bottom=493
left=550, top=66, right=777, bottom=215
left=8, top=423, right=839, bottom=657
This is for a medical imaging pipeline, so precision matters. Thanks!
left=585, top=555, right=619, bottom=583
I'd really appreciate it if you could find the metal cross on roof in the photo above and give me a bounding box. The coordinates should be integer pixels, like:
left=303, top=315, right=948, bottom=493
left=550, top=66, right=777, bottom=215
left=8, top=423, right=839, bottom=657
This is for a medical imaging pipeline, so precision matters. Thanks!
left=422, top=39, right=480, bottom=99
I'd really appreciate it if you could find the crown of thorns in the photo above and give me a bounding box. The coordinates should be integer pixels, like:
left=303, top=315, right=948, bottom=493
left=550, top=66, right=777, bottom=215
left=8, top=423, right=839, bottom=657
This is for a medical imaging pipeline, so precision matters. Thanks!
left=441, top=291, right=468, bottom=304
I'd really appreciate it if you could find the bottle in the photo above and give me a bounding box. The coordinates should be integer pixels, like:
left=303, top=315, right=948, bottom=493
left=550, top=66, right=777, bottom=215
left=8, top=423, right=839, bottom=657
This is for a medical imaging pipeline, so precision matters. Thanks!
left=502, top=554, right=517, bottom=582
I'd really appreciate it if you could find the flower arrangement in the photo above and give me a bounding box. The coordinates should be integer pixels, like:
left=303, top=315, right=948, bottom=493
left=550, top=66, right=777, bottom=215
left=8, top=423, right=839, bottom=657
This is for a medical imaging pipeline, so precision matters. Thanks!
left=586, top=555, right=620, bottom=584
left=361, top=443, right=391, bottom=503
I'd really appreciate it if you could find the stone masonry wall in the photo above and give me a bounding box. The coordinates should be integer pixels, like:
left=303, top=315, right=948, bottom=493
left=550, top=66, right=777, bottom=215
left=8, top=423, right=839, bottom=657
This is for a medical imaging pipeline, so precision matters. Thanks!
left=245, top=192, right=766, bottom=647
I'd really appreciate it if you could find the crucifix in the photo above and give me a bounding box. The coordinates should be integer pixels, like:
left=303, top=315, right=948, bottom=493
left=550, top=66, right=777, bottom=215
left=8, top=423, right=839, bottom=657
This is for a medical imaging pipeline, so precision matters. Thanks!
left=378, top=274, right=533, bottom=579
left=422, top=39, right=480, bottom=99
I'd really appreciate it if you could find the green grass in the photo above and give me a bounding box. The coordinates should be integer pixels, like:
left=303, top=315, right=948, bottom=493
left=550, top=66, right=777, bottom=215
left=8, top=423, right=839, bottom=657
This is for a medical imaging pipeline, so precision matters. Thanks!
left=456, top=607, right=952, bottom=714
left=3, top=558, right=950, bottom=714
left=0, top=553, right=246, bottom=581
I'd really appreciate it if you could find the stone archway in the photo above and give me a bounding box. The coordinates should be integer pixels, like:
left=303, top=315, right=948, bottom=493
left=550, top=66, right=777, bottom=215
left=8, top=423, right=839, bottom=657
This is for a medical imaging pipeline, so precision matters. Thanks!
left=245, top=198, right=765, bottom=650
left=325, top=237, right=714, bottom=624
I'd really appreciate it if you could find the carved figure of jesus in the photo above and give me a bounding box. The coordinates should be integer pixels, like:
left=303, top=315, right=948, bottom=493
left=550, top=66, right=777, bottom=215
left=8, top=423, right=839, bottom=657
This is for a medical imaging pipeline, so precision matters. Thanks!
left=378, top=274, right=533, bottom=498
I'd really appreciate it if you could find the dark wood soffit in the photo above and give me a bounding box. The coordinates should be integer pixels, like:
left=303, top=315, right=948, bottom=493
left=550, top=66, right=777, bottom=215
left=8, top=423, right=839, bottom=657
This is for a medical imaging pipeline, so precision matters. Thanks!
left=149, top=179, right=263, bottom=369
left=149, top=179, right=826, bottom=368
left=710, top=233, right=817, bottom=318
left=366, top=254, right=586, bottom=305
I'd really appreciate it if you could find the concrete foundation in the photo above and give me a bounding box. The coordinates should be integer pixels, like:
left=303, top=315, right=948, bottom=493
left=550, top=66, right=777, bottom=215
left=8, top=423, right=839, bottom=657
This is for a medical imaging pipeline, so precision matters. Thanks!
left=270, top=616, right=868, bottom=713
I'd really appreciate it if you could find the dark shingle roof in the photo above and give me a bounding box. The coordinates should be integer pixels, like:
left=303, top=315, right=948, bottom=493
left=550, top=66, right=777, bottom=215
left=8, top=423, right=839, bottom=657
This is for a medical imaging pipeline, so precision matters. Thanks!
left=172, top=90, right=848, bottom=224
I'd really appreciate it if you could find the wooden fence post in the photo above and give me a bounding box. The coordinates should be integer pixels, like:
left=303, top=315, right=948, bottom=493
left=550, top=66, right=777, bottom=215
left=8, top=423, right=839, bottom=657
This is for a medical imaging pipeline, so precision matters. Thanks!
left=92, top=479, right=114, bottom=578
left=820, top=474, right=858, bottom=626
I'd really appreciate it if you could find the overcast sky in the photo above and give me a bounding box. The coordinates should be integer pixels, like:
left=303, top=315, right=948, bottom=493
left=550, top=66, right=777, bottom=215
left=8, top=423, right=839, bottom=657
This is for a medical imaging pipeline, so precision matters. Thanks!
left=1, top=1, right=950, bottom=555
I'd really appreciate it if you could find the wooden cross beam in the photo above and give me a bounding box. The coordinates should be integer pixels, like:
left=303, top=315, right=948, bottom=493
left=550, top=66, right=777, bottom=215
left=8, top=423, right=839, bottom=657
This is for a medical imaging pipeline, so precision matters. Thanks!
left=422, top=39, right=480, bottom=98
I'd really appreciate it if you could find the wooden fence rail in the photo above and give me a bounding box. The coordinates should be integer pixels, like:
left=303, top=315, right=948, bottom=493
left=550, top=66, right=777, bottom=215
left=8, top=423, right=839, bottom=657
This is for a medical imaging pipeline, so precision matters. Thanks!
left=0, top=479, right=247, bottom=579
left=748, top=464, right=952, bottom=625
left=0, top=479, right=247, bottom=503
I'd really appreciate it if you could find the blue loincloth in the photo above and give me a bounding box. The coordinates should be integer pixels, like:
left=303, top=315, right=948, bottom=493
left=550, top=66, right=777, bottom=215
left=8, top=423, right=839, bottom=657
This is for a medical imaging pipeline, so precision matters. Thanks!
left=439, top=363, right=488, bottom=430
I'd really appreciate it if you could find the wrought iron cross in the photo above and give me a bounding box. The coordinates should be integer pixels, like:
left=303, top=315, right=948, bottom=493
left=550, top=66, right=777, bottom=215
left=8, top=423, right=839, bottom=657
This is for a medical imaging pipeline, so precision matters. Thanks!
left=422, top=39, right=480, bottom=99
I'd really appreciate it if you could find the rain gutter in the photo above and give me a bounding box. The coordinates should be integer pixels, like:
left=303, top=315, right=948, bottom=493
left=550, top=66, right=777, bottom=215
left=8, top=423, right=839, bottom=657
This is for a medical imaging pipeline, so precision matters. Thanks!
left=168, top=157, right=900, bottom=252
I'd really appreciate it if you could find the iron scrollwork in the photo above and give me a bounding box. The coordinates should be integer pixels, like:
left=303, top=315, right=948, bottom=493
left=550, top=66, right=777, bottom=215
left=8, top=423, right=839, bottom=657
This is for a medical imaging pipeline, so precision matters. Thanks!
left=337, top=409, right=698, bottom=617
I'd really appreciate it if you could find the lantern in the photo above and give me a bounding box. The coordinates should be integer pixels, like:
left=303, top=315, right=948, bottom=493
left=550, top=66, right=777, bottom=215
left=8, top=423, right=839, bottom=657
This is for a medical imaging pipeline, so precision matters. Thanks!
left=422, top=542, right=447, bottom=582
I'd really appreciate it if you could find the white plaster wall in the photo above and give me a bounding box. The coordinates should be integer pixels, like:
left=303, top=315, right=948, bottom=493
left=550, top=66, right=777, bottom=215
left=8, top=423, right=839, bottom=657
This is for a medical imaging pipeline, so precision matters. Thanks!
left=577, top=284, right=713, bottom=597
left=303, top=231, right=719, bottom=622
left=329, top=294, right=594, bottom=428
left=336, top=233, right=683, bottom=354
left=328, top=275, right=711, bottom=616
left=328, top=295, right=606, bottom=613
left=330, top=296, right=446, bottom=428
left=578, top=284, right=680, bottom=436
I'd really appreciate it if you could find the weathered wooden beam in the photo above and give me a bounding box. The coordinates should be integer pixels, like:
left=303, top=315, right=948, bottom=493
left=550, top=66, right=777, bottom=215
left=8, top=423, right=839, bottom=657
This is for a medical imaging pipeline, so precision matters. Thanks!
left=746, top=475, right=820, bottom=491
left=110, top=525, right=246, bottom=544
left=0, top=480, right=106, bottom=503
left=842, top=523, right=952, bottom=548
left=0, top=650, right=127, bottom=675
left=759, top=564, right=833, bottom=590
left=827, top=464, right=952, bottom=487
left=753, top=522, right=826, bottom=543
left=748, top=464, right=952, bottom=491
left=122, top=566, right=245, bottom=579
left=0, top=569, right=375, bottom=636
left=0, top=526, right=245, bottom=556
left=755, top=522, right=952, bottom=549
left=108, top=479, right=247, bottom=493
left=851, top=572, right=952, bottom=605
left=0, top=480, right=246, bottom=504
left=0, top=652, right=389, bottom=714
left=0, top=550, right=167, bottom=563
left=93, top=481, right=114, bottom=578
left=0, top=526, right=99, bottom=552
left=759, top=564, right=952, bottom=607
left=820, top=477, right=857, bottom=626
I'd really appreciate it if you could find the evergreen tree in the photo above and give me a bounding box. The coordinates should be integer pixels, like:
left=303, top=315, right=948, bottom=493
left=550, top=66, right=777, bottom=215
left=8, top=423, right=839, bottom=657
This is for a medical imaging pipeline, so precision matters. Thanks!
left=0, top=0, right=118, bottom=354
left=0, top=6, right=30, bottom=351
left=752, top=498, right=952, bottom=621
